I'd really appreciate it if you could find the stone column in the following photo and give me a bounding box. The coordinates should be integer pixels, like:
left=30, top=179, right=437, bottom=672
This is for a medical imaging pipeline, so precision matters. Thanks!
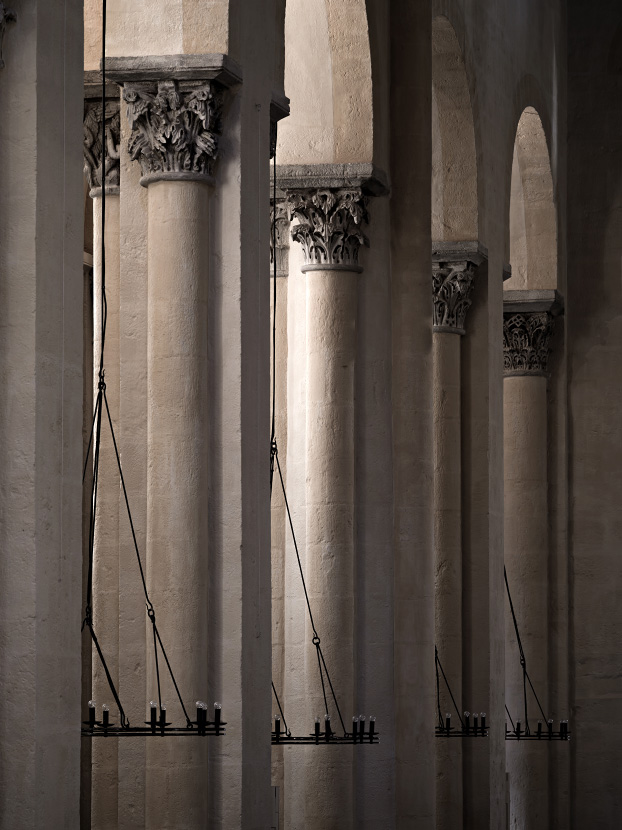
left=287, top=187, right=368, bottom=830
left=431, top=242, right=484, bottom=830
left=270, top=196, right=289, bottom=825
left=0, top=1, right=83, bottom=824
left=84, top=82, right=122, bottom=830
left=121, top=74, right=223, bottom=829
left=502, top=290, right=560, bottom=830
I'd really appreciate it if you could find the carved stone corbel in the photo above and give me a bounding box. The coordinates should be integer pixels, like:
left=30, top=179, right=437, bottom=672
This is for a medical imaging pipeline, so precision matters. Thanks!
left=286, top=188, right=369, bottom=271
left=123, top=79, right=223, bottom=185
left=0, top=3, right=16, bottom=71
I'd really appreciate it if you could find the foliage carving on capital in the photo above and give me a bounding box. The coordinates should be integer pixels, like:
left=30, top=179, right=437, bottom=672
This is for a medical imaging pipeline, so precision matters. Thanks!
left=432, top=261, right=477, bottom=333
left=84, top=100, right=121, bottom=191
left=287, top=188, right=369, bottom=268
left=503, top=312, right=554, bottom=376
left=270, top=199, right=290, bottom=276
left=123, top=80, right=223, bottom=179
left=0, top=3, right=16, bottom=71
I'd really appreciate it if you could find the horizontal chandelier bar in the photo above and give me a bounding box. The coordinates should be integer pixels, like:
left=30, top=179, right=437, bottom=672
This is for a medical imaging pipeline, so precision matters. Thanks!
left=505, top=719, right=570, bottom=741
left=271, top=714, right=378, bottom=745
left=82, top=701, right=226, bottom=738
left=435, top=711, right=488, bottom=738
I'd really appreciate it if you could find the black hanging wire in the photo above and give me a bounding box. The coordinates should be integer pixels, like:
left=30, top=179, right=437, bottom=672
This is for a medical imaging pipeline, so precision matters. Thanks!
left=82, top=0, right=194, bottom=733
left=435, top=646, right=464, bottom=730
left=504, top=565, right=548, bottom=734
left=268, top=132, right=347, bottom=739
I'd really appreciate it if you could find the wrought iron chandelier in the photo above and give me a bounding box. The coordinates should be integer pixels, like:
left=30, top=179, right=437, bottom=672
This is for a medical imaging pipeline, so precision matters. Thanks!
left=435, top=646, right=488, bottom=738
left=504, top=566, right=569, bottom=742
left=81, top=0, right=224, bottom=740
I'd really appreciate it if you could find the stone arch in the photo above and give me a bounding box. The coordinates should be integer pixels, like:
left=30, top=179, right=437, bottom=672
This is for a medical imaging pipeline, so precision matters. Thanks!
left=277, top=0, right=373, bottom=164
left=507, top=106, right=557, bottom=289
left=432, top=14, right=478, bottom=241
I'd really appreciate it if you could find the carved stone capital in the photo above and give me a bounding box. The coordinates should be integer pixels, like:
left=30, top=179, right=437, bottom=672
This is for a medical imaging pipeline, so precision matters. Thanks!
left=503, top=312, right=555, bottom=376
left=431, top=241, right=486, bottom=334
left=286, top=188, right=368, bottom=271
left=270, top=199, right=290, bottom=277
left=432, top=261, right=477, bottom=334
left=83, top=98, right=121, bottom=194
left=123, top=79, right=223, bottom=185
left=0, top=3, right=16, bottom=71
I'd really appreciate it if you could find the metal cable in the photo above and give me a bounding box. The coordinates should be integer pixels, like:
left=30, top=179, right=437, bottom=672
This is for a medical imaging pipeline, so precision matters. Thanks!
left=504, top=566, right=548, bottom=731
left=435, top=645, right=464, bottom=728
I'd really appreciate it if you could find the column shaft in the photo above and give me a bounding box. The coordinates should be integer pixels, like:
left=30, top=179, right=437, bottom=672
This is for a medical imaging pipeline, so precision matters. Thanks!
left=504, top=375, right=549, bottom=830
left=91, top=192, right=121, bottom=830
left=146, top=180, right=209, bottom=829
left=433, top=331, right=463, bottom=830
left=304, top=268, right=357, bottom=829
left=271, top=271, right=288, bottom=826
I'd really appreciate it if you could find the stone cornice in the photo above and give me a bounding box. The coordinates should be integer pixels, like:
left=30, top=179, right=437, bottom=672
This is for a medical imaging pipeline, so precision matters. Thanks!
left=287, top=188, right=369, bottom=272
left=0, top=3, right=16, bottom=71
left=104, top=53, right=243, bottom=87
left=272, top=163, right=389, bottom=198
left=431, top=240, right=487, bottom=334
left=502, top=289, right=564, bottom=316
left=83, top=80, right=121, bottom=195
left=432, top=240, right=488, bottom=266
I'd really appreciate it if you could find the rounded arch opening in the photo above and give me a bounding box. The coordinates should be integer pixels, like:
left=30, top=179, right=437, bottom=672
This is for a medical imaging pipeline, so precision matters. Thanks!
left=507, top=106, right=557, bottom=289
left=277, top=0, right=373, bottom=164
left=432, top=15, right=478, bottom=242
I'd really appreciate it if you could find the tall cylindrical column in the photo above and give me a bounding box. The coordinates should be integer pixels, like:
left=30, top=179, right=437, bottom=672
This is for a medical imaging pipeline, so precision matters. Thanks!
left=123, top=78, right=221, bottom=829
left=431, top=252, right=479, bottom=830
left=433, top=330, right=462, bottom=827
left=270, top=197, right=289, bottom=826
left=146, top=178, right=210, bottom=827
left=305, top=265, right=358, bottom=828
left=503, top=309, right=554, bottom=830
left=84, top=89, right=122, bottom=830
left=287, top=188, right=368, bottom=830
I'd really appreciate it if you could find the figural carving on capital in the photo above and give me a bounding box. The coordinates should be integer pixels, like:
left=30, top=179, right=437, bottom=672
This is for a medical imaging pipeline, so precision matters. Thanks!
left=503, top=312, right=554, bottom=376
left=123, top=80, right=223, bottom=183
left=84, top=100, right=121, bottom=193
left=270, top=199, right=290, bottom=277
left=0, top=3, right=16, bottom=71
left=432, top=261, right=477, bottom=334
left=287, top=188, right=369, bottom=271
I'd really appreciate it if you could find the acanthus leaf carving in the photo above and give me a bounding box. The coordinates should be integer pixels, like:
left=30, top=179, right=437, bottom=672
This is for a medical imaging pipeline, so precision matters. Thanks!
left=83, top=100, right=121, bottom=191
left=503, top=312, right=554, bottom=376
left=287, top=188, right=369, bottom=268
left=0, top=3, right=16, bottom=71
left=432, top=261, right=477, bottom=333
left=123, top=80, right=223, bottom=180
